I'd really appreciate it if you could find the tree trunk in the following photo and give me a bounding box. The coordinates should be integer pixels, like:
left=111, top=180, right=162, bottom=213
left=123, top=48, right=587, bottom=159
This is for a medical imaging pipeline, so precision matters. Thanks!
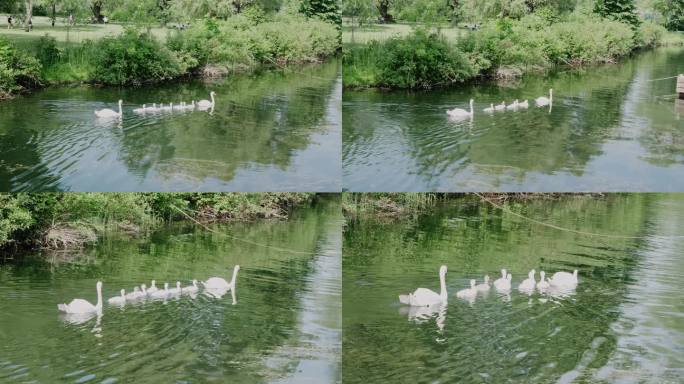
left=51, top=3, right=56, bottom=27
left=233, top=1, right=242, bottom=14
left=377, top=0, right=393, bottom=23
left=92, top=1, right=103, bottom=23
left=24, top=0, right=32, bottom=32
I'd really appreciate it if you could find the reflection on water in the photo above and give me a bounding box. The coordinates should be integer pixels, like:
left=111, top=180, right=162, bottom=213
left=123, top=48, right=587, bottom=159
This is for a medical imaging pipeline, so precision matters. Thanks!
left=0, top=198, right=341, bottom=383
left=0, top=61, right=341, bottom=192
left=343, top=48, right=684, bottom=191
left=343, top=194, right=684, bottom=383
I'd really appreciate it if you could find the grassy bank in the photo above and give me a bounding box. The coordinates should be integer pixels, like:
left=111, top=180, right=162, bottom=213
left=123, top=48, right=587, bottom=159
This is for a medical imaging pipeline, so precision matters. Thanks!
left=1, top=14, right=340, bottom=98
left=0, top=193, right=316, bottom=250
left=343, top=15, right=684, bottom=89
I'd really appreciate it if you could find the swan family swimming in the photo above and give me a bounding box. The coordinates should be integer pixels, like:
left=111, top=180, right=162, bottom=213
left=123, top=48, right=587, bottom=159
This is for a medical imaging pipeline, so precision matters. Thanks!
left=399, top=265, right=579, bottom=307
left=57, top=265, right=239, bottom=315
left=446, top=88, right=553, bottom=119
left=94, top=92, right=216, bottom=119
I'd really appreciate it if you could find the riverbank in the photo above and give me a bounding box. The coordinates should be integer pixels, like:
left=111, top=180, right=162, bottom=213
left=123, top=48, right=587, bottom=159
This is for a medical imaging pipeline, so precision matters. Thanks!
left=1, top=14, right=340, bottom=100
left=343, top=15, right=684, bottom=89
left=342, top=193, right=609, bottom=218
left=0, top=193, right=318, bottom=251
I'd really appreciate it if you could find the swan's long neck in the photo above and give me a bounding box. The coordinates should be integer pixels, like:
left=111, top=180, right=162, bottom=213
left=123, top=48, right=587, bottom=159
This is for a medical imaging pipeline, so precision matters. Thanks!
left=210, top=93, right=215, bottom=106
left=96, top=284, right=102, bottom=309
left=549, top=89, right=553, bottom=101
left=230, top=267, right=239, bottom=288
left=118, top=102, right=122, bottom=116
left=469, top=100, right=474, bottom=114
left=439, top=272, right=447, bottom=300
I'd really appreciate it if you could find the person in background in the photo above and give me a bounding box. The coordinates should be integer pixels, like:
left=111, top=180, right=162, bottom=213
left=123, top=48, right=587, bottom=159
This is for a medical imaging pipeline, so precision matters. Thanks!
left=7, top=15, right=13, bottom=29
left=68, top=14, right=73, bottom=26
left=28, top=17, right=32, bottom=31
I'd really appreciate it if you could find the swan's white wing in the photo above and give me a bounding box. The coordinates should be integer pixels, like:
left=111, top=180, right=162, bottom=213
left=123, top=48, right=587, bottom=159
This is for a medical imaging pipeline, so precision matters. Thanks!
left=65, top=299, right=96, bottom=313
left=204, top=277, right=229, bottom=289
left=411, top=288, right=441, bottom=306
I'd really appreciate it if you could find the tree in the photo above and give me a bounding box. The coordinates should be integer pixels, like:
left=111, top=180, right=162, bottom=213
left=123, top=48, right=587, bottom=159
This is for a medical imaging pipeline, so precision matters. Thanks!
left=342, top=0, right=374, bottom=26
left=594, top=0, right=641, bottom=29
left=24, top=0, right=32, bottom=31
left=653, top=0, right=684, bottom=30
left=300, top=0, right=341, bottom=26
left=376, top=0, right=393, bottom=23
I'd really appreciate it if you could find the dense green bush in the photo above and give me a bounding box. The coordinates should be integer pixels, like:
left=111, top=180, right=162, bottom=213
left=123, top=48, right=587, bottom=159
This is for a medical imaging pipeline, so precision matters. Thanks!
left=0, top=37, right=43, bottom=98
left=35, top=35, right=62, bottom=66
left=91, top=29, right=183, bottom=86
left=168, top=14, right=339, bottom=72
left=375, top=29, right=474, bottom=88
left=344, top=31, right=477, bottom=89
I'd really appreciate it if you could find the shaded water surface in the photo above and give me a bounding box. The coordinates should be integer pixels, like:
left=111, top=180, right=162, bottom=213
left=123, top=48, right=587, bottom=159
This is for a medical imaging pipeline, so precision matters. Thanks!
left=343, top=48, right=684, bottom=191
left=0, top=199, right=341, bottom=383
left=0, top=61, right=341, bottom=192
left=343, top=194, right=684, bottom=383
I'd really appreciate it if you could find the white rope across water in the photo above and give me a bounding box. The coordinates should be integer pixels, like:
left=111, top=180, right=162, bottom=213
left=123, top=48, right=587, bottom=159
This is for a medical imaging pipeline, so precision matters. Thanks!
left=473, top=192, right=684, bottom=240
left=647, top=75, right=680, bottom=82
left=170, top=205, right=317, bottom=255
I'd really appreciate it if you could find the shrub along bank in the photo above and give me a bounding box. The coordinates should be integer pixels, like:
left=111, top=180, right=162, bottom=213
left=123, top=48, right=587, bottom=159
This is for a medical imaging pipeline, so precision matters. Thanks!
left=343, top=14, right=678, bottom=89
left=0, top=193, right=315, bottom=250
left=0, top=14, right=340, bottom=97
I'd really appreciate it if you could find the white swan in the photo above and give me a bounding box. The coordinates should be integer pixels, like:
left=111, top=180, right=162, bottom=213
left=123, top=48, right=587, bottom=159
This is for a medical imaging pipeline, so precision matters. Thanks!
left=57, top=281, right=103, bottom=314
left=518, top=99, right=529, bottom=109
left=536, top=89, right=553, bottom=107
left=182, top=280, right=199, bottom=294
left=168, top=281, right=182, bottom=296
left=125, top=286, right=143, bottom=300
left=447, top=99, right=474, bottom=118
left=518, top=269, right=536, bottom=292
left=95, top=100, right=123, bottom=119
left=150, top=282, right=169, bottom=299
left=398, top=265, right=447, bottom=307
left=456, top=279, right=478, bottom=300
left=203, top=265, right=240, bottom=290
left=147, top=280, right=158, bottom=294
left=549, top=269, right=578, bottom=287
left=506, top=99, right=519, bottom=111
left=537, top=271, right=550, bottom=291
left=108, top=289, right=126, bottom=305
left=493, top=269, right=510, bottom=291
left=494, top=101, right=506, bottom=111
left=133, top=104, right=146, bottom=114
left=197, top=92, right=216, bottom=109
left=483, top=103, right=495, bottom=113
left=475, top=275, right=490, bottom=292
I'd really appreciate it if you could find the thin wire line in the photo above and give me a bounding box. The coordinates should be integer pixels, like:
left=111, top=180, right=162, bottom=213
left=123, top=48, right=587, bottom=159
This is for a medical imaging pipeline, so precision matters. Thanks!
left=170, top=205, right=316, bottom=255
left=474, top=192, right=684, bottom=240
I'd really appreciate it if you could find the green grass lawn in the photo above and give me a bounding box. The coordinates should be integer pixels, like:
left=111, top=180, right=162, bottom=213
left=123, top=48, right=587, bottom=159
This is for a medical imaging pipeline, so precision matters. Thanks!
left=0, top=15, right=170, bottom=46
left=342, top=19, right=467, bottom=44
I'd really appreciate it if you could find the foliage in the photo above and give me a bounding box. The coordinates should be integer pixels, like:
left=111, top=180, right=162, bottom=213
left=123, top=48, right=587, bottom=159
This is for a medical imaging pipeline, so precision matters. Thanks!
left=0, top=194, right=34, bottom=245
left=91, top=28, right=183, bottom=85
left=344, top=29, right=476, bottom=89
left=0, top=193, right=316, bottom=249
left=169, top=14, right=339, bottom=71
left=373, top=29, right=474, bottom=88
left=299, top=0, right=341, bottom=28
left=34, top=34, right=61, bottom=65
left=0, top=36, right=42, bottom=98
left=594, top=0, right=641, bottom=30
left=653, top=0, right=684, bottom=30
